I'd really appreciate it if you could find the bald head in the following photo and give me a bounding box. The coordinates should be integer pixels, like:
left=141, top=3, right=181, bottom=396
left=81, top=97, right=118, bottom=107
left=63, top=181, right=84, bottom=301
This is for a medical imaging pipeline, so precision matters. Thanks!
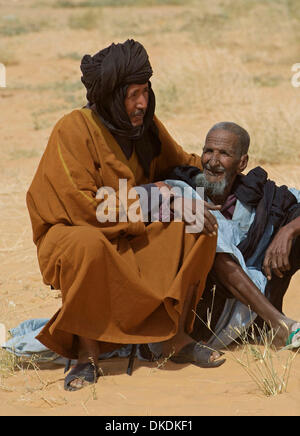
left=206, top=122, right=250, bottom=157
left=198, top=122, right=250, bottom=203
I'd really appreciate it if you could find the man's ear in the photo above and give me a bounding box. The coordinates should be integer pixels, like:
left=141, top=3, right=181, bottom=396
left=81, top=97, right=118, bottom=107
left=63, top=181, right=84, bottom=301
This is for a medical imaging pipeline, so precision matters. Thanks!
left=238, top=154, right=248, bottom=174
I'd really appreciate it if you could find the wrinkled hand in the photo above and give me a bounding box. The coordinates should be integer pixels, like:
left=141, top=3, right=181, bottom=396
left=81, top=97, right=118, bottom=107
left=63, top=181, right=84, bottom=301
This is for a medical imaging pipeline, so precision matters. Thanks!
left=154, top=181, right=172, bottom=190
left=171, top=196, right=220, bottom=236
left=262, top=225, right=294, bottom=280
left=154, top=182, right=221, bottom=235
left=202, top=200, right=221, bottom=236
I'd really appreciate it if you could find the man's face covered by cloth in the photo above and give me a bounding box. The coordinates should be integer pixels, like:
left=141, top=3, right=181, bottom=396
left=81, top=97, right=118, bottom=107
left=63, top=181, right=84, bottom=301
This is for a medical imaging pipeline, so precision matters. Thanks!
left=124, top=82, right=149, bottom=127
left=80, top=39, right=155, bottom=138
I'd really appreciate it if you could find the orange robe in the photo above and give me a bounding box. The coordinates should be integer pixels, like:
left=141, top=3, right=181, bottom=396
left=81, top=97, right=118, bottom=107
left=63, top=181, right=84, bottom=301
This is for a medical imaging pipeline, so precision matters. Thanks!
left=26, top=109, right=217, bottom=359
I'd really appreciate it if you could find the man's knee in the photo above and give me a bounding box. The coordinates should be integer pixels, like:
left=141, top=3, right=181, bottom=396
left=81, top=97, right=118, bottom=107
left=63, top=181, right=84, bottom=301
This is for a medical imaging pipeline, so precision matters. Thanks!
left=67, top=226, right=107, bottom=261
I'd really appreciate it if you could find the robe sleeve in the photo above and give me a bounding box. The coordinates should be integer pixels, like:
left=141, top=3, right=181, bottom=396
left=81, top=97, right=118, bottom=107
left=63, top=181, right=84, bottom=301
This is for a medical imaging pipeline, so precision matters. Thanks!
left=152, top=116, right=203, bottom=180
left=26, top=111, right=145, bottom=245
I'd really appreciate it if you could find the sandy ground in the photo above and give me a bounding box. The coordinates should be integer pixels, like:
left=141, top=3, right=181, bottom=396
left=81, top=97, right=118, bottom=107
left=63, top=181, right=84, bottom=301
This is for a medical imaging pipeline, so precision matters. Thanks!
left=0, top=0, right=299, bottom=416
left=0, top=139, right=299, bottom=417
left=0, top=275, right=299, bottom=417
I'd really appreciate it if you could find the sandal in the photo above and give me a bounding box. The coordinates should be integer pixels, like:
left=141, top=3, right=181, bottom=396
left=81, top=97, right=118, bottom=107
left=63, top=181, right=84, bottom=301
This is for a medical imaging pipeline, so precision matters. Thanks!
left=282, top=327, right=300, bottom=351
left=64, top=362, right=100, bottom=391
left=170, top=342, right=226, bottom=368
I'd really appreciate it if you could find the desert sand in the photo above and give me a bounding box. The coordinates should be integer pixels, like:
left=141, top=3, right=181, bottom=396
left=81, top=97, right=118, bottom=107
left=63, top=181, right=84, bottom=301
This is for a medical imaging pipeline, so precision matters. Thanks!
left=0, top=0, right=299, bottom=416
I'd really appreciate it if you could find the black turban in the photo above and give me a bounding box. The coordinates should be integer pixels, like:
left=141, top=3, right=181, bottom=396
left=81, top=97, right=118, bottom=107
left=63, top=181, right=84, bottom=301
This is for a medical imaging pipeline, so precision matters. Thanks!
left=80, top=39, right=161, bottom=176
left=81, top=39, right=153, bottom=104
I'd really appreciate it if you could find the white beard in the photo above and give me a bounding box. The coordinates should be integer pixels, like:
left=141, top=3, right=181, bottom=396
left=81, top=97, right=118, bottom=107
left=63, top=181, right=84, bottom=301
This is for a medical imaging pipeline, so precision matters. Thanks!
left=193, top=172, right=228, bottom=198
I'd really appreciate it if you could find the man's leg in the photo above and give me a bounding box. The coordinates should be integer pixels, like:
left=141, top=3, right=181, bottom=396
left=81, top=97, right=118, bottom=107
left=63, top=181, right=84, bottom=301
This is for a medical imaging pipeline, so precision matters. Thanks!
left=193, top=237, right=300, bottom=343
left=65, top=337, right=101, bottom=390
left=191, top=274, right=230, bottom=343
left=38, top=222, right=223, bottom=389
left=160, top=282, right=223, bottom=362
left=210, top=252, right=299, bottom=346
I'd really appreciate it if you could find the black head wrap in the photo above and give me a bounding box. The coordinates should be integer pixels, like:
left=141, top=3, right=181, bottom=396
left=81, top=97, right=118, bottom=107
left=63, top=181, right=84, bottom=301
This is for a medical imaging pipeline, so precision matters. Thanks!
left=81, top=40, right=152, bottom=104
left=80, top=40, right=161, bottom=175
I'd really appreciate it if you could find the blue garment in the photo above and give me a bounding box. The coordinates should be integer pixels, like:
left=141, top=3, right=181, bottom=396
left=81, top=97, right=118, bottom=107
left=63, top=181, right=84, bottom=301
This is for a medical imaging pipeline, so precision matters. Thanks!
left=2, top=319, right=151, bottom=364
left=165, top=180, right=300, bottom=349
left=1, top=319, right=73, bottom=365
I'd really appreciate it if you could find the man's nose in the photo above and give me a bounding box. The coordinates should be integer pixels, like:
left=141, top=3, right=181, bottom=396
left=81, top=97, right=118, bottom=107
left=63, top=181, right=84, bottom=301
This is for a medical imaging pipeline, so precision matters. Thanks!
left=136, top=94, right=148, bottom=109
left=208, top=152, right=221, bottom=166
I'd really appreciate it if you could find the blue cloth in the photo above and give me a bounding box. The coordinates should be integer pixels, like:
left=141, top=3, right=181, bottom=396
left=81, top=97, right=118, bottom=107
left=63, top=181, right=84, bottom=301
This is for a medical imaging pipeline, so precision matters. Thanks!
left=2, top=319, right=152, bottom=364
left=1, top=319, right=66, bottom=364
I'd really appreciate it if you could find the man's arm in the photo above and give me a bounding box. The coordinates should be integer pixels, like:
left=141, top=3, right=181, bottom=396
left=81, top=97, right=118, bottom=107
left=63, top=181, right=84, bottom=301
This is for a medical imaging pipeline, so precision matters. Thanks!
left=263, top=216, right=300, bottom=280
left=27, top=110, right=146, bottom=244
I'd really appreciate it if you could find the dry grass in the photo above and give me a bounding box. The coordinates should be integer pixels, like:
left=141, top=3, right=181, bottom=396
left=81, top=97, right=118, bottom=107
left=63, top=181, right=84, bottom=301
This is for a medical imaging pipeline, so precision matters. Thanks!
left=228, top=324, right=299, bottom=396
left=196, top=293, right=299, bottom=397
left=68, top=9, right=102, bottom=29
left=0, top=348, right=18, bottom=379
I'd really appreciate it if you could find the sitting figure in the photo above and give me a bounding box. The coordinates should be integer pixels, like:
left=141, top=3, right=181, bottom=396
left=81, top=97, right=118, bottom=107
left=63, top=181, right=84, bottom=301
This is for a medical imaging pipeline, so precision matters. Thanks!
left=26, top=40, right=226, bottom=392
left=166, top=122, right=300, bottom=349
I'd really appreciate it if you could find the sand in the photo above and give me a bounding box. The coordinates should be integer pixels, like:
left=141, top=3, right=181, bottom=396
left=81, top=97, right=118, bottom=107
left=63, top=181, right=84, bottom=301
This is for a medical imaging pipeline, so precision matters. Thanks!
left=0, top=0, right=299, bottom=416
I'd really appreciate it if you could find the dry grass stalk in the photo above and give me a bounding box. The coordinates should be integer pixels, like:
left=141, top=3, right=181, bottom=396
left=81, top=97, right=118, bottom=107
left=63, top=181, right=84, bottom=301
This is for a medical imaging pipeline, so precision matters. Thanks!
left=228, top=323, right=299, bottom=396
left=149, top=349, right=175, bottom=375
left=195, top=301, right=299, bottom=397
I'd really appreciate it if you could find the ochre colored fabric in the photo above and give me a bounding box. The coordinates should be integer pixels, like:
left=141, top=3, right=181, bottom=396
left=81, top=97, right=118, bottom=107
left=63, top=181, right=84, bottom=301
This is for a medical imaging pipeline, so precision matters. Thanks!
left=27, top=109, right=217, bottom=359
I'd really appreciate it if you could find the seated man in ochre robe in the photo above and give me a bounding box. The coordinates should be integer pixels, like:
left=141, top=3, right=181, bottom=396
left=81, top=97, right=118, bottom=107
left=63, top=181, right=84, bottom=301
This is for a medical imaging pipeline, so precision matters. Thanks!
left=165, top=122, right=300, bottom=350
left=26, top=40, right=224, bottom=391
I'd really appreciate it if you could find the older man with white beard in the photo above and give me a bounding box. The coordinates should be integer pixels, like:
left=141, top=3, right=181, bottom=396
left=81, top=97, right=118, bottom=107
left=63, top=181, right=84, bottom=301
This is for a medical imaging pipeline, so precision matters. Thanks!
left=165, top=121, right=300, bottom=350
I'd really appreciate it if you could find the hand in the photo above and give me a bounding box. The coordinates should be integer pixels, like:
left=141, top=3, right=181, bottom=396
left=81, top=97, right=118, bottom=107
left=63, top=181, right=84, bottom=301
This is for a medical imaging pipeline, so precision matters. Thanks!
left=262, top=225, right=294, bottom=280
left=171, top=197, right=221, bottom=236
left=202, top=200, right=221, bottom=236
left=154, top=182, right=221, bottom=235
left=154, top=181, right=173, bottom=191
